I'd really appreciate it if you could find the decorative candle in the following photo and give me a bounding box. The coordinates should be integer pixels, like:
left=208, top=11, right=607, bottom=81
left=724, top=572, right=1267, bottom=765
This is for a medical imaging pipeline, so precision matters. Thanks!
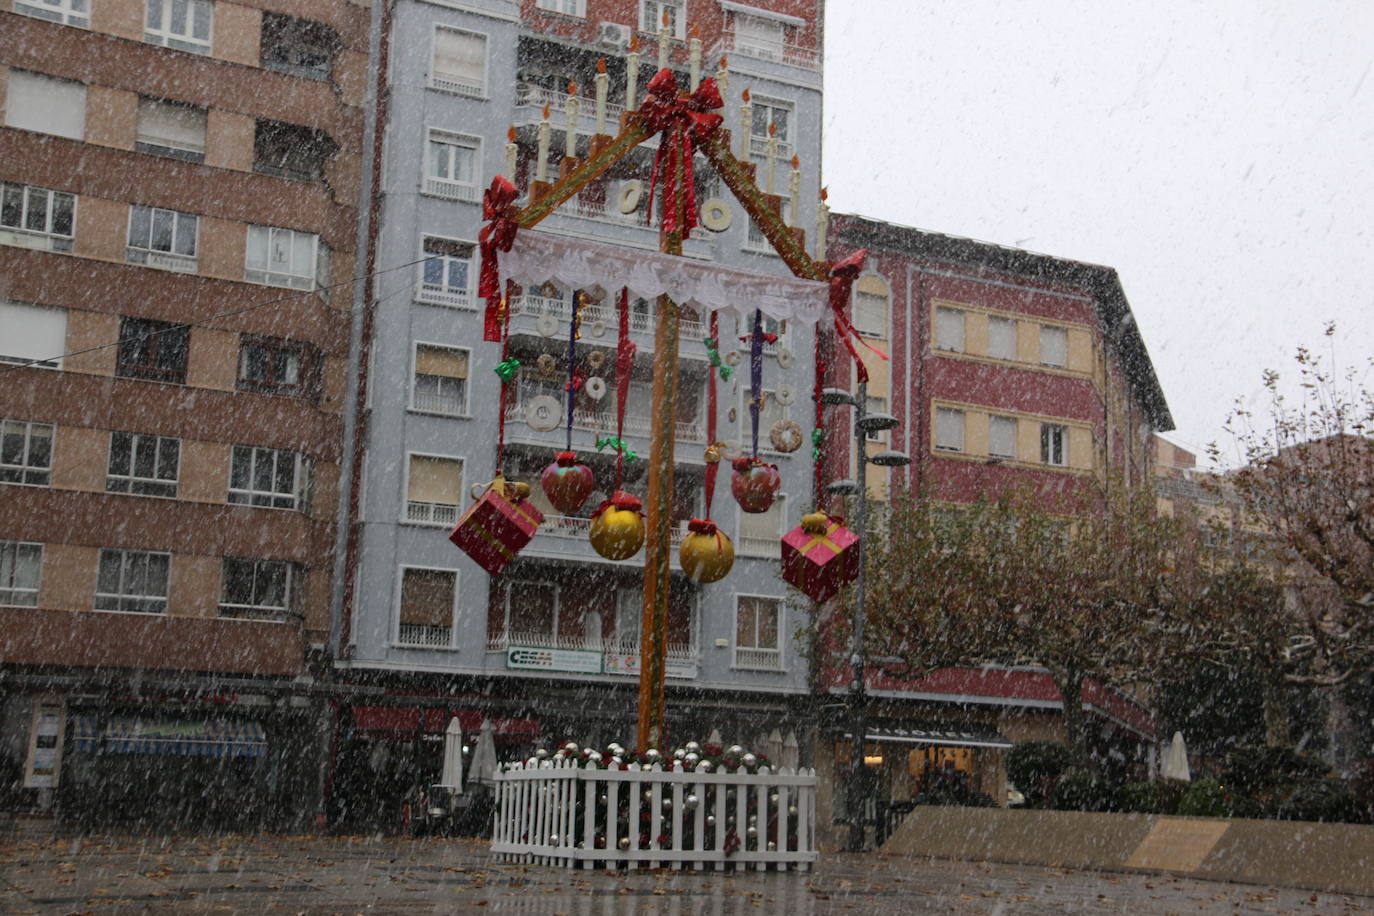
left=594, top=58, right=608, bottom=136
left=658, top=10, right=670, bottom=69
left=715, top=56, right=729, bottom=96
left=536, top=104, right=551, bottom=184
left=565, top=82, right=578, bottom=158
left=816, top=187, right=830, bottom=260
left=505, top=125, right=517, bottom=178
left=688, top=25, right=701, bottom=89
left=789, top=155, right=801, bottom=225
left=627, top=35, right=640, bottom=112
left=739, top=89, right=752, bottom=159
left=764, top=122, right=778, bottom=194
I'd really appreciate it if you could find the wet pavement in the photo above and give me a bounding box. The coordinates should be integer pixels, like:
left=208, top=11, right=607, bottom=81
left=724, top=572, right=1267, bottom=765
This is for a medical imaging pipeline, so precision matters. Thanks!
left=0, top=833, right=1369, bottom=915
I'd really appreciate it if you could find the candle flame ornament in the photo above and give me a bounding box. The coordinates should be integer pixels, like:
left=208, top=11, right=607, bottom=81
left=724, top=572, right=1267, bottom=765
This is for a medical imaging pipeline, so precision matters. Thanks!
left=540, top=451, right=595, bottom=514
left=730, top=456, right=781, bottom=514
left=589, top=491, right=645, bottom=560
left=679, top=518, right=734, bottom=583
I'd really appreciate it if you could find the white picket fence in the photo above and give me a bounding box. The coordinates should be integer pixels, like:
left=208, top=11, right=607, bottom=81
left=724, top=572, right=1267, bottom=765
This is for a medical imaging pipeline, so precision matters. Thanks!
left=491, top=759, right=818, bottom=871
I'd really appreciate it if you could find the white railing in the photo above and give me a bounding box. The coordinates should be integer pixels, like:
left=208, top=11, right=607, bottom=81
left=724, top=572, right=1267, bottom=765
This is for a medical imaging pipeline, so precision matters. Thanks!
left=736, top=535, right=778, bottom=558
left=406, top=500, right=459, bottom=526
left=411, top=391, right=464, bottom=415
left=515, top=83, right=627, bottom=121
left=432, top=71, right=484, bottom=97
left=397, top=623, right=452, bottom=647
left=503, top=403, right=704, bottom=443
left=416, top=283, right=475, bottom=310
left=492, top=759, right=817, bottom=871
left=532, top=515, right=688, bottom=548
left=510, top=293, right=707, bottom=342
left=423, top=177, right=480, bottom=203
left=709, top=33, right=821, bottom=70
left=734, top=647, right=784, bottom=671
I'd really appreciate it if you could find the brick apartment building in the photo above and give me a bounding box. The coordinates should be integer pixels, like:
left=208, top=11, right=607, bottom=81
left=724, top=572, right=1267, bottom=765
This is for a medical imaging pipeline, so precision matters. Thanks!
left=0, top=0, right=367, bottom=828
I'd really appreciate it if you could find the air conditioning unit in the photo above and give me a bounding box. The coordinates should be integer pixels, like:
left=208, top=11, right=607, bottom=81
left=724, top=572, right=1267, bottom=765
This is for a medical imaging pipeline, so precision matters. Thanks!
left=597, top=21, right=631, bottom=49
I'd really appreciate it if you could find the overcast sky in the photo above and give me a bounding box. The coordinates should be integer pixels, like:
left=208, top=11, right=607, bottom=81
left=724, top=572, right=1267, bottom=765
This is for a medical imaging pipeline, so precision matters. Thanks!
left=822, top=0, right=1373, bottom=464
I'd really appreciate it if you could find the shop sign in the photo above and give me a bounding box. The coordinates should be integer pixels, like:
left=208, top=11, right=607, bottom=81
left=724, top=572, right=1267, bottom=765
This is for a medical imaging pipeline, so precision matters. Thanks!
left=24, top=696, right=65, bottom=789
left=506, top=646, right=603, bottom=674
left=601, top=652, right=698, bottom=680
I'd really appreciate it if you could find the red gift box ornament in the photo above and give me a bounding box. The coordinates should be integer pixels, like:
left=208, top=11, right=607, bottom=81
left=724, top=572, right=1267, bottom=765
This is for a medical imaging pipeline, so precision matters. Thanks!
left=781, top=512, right=860, bottom=603
left=540, top=451, right=595, bottom=515
left=448, top=475, right=545, bottom=576
left=730, top=457, right=780, bottom=514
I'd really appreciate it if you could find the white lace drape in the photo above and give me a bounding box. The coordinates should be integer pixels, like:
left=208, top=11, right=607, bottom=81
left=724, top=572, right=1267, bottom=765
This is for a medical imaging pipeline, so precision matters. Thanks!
left=502, top=231, right=830, bottom=323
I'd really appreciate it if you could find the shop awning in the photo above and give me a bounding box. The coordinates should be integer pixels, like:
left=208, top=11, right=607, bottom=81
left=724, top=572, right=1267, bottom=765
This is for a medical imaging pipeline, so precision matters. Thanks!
left=350, top=706, right=540, bottom=738
left=72, top=716, right=267, bottom=758
left=844, top=725, right=1013, bottom=749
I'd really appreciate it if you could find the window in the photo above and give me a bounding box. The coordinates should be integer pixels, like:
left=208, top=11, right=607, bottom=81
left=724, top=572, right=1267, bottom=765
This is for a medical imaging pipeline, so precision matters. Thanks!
left=253, top=119, right=336, bottom=181
left=127, top=205, right=198, bottom=271
left=748, top=97, right=791, bottom=157
left=536, top=0, right=585, bottom=15
left=507, top=579, right=559, bottom=644
left=106, top=432, right=180, bottom=497
left=245, top=225, right=329, bottom=290
left=1040, top=325, right=1068, bottom=368
left=14, top=0, right=89, bottom=28
left=419, top=237, right=475, bottom=307
left=145, top=0, right=212, bottom=54
left=733, top=13, right=785, bottom=60
left=935, top=307, right=964, bottom=352
left=220, top=557, right=294, bottom=621
left=260, top=13, right=339, bottom=79
left=734, top=595, right=781, bottom=670
left=135, top=98, right=206, bottom=161
left=935, top=407, right=964, bottom=452
left=5, top=71, right=85, bottom=141
left=0, top=183, right=76, bottom=253
left=238, top=336, right=314, bottom=397
left=431, top=26, right=487, bottom=97
left=640, top=0, right=685, bottom=38
left=987, top=316, right=1017, bottom=361
left=116, top=316, right=189, bottom=384
left=95, top=549, right=170, bottom=614
left=1, top=420, right=53, bottom=486
left=0, top=302, right=67, bottom=369
left=228, top=445, right=311, bottom=510
left=405, top=454, right=463, bottom=526
left=989, top=415, right=1018, bottom=460
left=412, top=344, right=469, bottom=415
left=1040, top=423, right=1068, bottom=466
left=425, top=130, right=481, bottom=202
left=0, top=541, right=42, bottom=607
left=853, top=290, right=887, bottom=339
left=738, top=494, right=784, bottom=557
left=398, top=567, right=456, bottom=647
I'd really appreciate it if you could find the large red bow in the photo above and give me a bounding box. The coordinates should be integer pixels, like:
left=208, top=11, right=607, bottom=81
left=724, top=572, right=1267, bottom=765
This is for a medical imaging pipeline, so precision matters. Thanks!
left=639, top=69, right=724, bottom=235
left=479, top=176, right=520, bottom=342
left=827, top=248, right=888, bottom=383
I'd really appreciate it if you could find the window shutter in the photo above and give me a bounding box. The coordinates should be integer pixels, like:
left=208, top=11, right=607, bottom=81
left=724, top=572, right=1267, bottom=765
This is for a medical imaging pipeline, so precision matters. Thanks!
left=434, top=28, right=484, bottom=81
left=407, top=456, right=462, bottom=505
left=400, top=568, right=454, bottom=627
left=6, top=71, right=86, bottom=140
left=137, top=99, right=206, bottom=153
left=739, top=498, right=782, bottom=542
left=0, top=302, right=67, bottom=367
left=415, top=346, right=468, bottom=379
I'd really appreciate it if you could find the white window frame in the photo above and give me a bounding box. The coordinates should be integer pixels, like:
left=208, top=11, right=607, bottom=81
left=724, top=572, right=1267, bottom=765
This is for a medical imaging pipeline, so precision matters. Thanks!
left=1039, top=325, right=1068, bottom=368
left=402, top=451, right=464, bottom=527
left=536, top=0, right=586, bottom=16
left=987, top=315, right=1018, bottom=361
left=1, top=183, right=76, bottom=254
left=935, top=307, right=965, bottom=353
left=410, top=341, right=471, bottom=417
left=106, top=431, right=181, bottom=498
left=747, top=96, right=792, bottom=158
left=245, top=225, right=328, bottom=291
left=744, top=195, right=790, bottom=254
left=228, top=444, right=311, bottom=510
left=0, top=302, right=67, bottom=369
left=95, top=548, right=170, bottom=615
left=423, top=129, right=481, bottom=203
left=144, top=0, right=212, bottom=54
left=395, top=564, right=459, bottom=649
left=733, top=593, right=783, bottom=671
left=0, top=541, right=43, bottom=607
left=1040, top=423, right=1068, bottom=467
left=418, top=235, right=476, bottom=308
left=504, top=578, right=562, bottom=648
left=1, top=419, right=54, bottom=486
left=219, top=557, right=295, bottom=622
left=935, top=407, right=965, bottom=453
left=737, top=492, right=785, bottom=557
left=988, top=415, right=1018, bottom=460
left=640, top=0, right=686, bottom=39
left=127, top=205, right=198, bottom=272
left=430, top=25, right=488, bottom=98
left=614, top=587, right=641, bottom=651
left=732, top=12, right=785, bottom=61
left=14, top=0, right=89, bottom=28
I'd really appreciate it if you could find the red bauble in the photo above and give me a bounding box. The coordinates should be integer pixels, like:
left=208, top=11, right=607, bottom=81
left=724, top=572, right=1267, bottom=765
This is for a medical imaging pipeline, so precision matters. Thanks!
left=730, top=457, right=781, bottom=514
left=540, top=451, right=595, bottom=514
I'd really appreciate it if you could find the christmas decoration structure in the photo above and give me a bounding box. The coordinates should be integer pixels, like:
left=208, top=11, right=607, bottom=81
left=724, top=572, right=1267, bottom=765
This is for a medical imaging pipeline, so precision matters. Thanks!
left=781, top=511, right=859, bottom=603
left=588, top=491, right=646, bottom=561
left=540, top=451, right=595, bottom=514
left=730, top=456, right=781, bottom=513
left=679, top=518, right=734, bottom=583
left=449, top=476, right=545, bottom=576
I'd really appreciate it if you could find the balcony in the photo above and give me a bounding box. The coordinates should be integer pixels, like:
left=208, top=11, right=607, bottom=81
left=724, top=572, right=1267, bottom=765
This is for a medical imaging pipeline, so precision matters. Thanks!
left=515, top=82, right=626, bottom=125
left=422, top=176, right=481, bottom=204
left=708, top=32, right=820, bottom=71
left=397, top=623, right=453, bottom=648
left=405, top=500, right=459, bottom=527
left=503, top=402, right=705, bottom=450
left=486, top=629, right=699, bottom=679
left=509, top=291, right=708, bottom=356
left=733, top=646, right=784, bottom=671
left=735, top=534, right=779, bottom=558
left=522, top=513, right=689, bottom=567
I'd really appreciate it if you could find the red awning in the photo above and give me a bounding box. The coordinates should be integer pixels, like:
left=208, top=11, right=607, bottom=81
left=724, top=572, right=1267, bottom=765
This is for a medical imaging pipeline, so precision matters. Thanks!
left=351, top=706, right=539, bottom=738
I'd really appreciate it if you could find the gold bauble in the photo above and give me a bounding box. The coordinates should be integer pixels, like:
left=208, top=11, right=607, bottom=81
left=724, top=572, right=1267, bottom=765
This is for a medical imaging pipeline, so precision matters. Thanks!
left=589, top=508, right=645, bottom=560
left=800, top=511, right=831, bottom=535
left=680, top=529, right=735, bottom=583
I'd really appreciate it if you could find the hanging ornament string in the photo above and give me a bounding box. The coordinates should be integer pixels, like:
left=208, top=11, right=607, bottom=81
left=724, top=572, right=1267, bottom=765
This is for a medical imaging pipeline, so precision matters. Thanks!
left=749, top=308, right=765, bottom=458
left=705, top=310, right=720, bottom=515
left=493, top=280, right=516, bottom=474
left=612, top=287, right=637, bottom=490
left=563, top=291, right=584, bottom=451
left=812, top=318, right=826, bottom=500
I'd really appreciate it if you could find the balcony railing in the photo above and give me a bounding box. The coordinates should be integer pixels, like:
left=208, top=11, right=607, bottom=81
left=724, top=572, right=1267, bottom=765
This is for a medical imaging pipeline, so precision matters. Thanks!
left=736, top=534, right=779, bottom=558
left=397, top=623, right=453, bottom=648
left=406, top=500, right=459, bottom=526
left=709, top=33, right=820, bottom=70
left=416, top=282, right=475, bottom=310
left=503, top=403, right=704, bottom=443
left=734, top=646, right=784, bottom=671
left=515, top=83, right=627, bottom=121
left=510, top=293, right=707, bottom=346
left=423, top=177, right=480, bottom=203
left=432, top=71, right=485, bottom=98
left=411, top=391, right=465, bottom=416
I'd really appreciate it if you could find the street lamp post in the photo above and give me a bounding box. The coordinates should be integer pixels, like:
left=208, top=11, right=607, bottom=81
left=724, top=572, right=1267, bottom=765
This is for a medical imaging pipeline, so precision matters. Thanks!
left=823, top=383, right=908, bottom=853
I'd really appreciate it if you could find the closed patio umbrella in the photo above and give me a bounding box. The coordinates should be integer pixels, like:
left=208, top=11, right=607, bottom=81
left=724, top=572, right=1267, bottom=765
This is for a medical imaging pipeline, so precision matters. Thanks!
left=440, top=716, right=464, bottom=790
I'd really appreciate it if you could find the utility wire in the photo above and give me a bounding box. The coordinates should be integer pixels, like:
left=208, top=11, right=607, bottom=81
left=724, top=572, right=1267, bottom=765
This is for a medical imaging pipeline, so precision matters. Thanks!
left=0, top=255, right=432, bottom=375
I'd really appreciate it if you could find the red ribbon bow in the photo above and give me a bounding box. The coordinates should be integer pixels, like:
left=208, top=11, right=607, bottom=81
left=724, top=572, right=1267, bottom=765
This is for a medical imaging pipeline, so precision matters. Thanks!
left=564, top=368, right=586, bottom=393
left=479, top=176, right=520, bottom=342
left=828, top=248, right=889, bottom=383
left=592, top=490, right=644, bottom=519
left=639, top=69, right=724, bottom=235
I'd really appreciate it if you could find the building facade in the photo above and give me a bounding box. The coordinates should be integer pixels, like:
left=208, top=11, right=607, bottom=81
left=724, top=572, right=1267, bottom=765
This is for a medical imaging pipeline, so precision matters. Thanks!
left=0, top=0, right=368, bottom=828
left=328, top=0, right=826, bottom=826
